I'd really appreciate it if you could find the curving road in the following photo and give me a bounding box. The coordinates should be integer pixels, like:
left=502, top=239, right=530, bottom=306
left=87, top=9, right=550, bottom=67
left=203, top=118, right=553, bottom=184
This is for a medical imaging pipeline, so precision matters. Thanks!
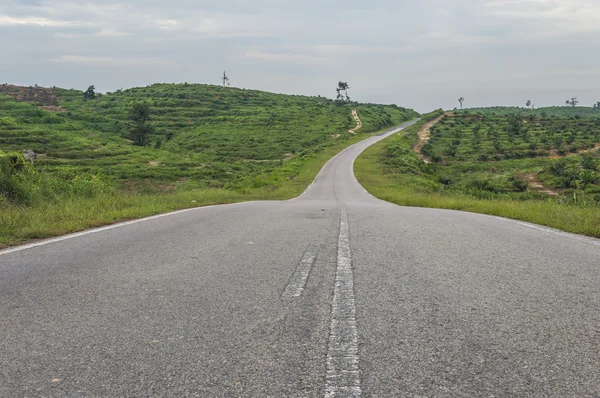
left=2, top=121, right=600, bottom=397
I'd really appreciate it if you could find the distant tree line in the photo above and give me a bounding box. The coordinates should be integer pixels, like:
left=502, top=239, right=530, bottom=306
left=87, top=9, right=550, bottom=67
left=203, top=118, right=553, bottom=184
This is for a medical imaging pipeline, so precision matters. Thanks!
left=456, top=95, right=600, bottom=110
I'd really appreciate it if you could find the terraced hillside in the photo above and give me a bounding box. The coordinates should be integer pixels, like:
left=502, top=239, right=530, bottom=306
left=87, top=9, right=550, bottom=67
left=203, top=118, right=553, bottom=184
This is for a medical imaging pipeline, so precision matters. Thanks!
left=424, top=113, right=600, bottom=162
left=460, top=106, right=600, bottom=119
left=1, top=83, right=417, bottom=190
left=423, top=112, right=600, bottom=199
left=355, top=110, right=600, bottom=237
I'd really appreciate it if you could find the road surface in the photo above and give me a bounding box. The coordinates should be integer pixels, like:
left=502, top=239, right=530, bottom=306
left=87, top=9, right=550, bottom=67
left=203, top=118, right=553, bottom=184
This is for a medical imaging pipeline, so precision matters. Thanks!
left=2, top=121, right=600, bottom=397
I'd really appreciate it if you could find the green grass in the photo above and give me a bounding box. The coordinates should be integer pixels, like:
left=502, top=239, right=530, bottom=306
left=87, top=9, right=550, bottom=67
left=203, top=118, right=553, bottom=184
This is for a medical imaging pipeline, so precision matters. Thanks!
left=355, top=115, right=600, bottom=238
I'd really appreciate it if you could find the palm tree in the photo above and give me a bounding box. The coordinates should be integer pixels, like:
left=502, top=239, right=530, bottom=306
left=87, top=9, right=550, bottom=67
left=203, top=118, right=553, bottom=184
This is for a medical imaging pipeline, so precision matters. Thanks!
left=526, top=100, right=531, bottom=109
left=221, top=71, right=230, bottom=87
left=565, top=97, right=579, bottom=107
left=458, top=97, right=465, bottom=109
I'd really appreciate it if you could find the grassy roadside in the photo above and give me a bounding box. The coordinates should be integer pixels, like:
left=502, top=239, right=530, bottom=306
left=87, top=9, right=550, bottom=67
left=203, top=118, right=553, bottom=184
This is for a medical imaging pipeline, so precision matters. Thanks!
left=0, top=124, right=410, bottom=248
left=355, top=133, right=600, bottom=239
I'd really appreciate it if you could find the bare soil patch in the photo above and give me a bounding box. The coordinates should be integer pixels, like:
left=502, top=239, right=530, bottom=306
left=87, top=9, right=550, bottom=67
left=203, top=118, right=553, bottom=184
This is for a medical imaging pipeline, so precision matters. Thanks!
left=0, top=84, right=59, bottom=106
left=348, top=110, right=362, bottom=134
left=414, top=112, right=450, bottom=163
left=38, top=105, right=67, bottom=113
left=523, top=173, right=559, bottom=196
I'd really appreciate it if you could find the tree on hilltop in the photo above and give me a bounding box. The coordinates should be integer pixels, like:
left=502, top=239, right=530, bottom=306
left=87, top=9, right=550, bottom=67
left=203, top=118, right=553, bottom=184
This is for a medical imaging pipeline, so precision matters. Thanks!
left=526, top=100, right=531, bottom=109
left=336, top=81, right=350, bottom=102
left=128, top=102, right=154, bottom=146
left=83, top=85, right=96, bottom=100
left=458, top=97, right=465, bottom=109
left=565, top=97, right=579, bottom=107
left=222, top=71, right=230, bottom=87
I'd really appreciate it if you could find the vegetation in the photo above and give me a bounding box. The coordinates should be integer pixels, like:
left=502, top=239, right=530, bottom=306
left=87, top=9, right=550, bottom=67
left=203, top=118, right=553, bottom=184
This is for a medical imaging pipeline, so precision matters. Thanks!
left=336, top=82, right=351, bottom=102
left=458, top=105, right=600, bottom=119
left=83, top=85, right=96, bottom=100
left=355, top=110, right=600, bottom=238
left=565, top=97, right=579, bottom=107
left=0, top=83, right=418, bottom=247
left=128, top=102, right=154, bottom=146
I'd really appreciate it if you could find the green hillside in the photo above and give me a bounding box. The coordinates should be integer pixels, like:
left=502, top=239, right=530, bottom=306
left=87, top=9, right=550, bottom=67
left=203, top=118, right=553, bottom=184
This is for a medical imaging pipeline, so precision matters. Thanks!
left=459, top=106, right=600, bottom=119
left=0, top=83, right=418, bottom=246
left=355, top=111, right=600, bottom=238
left=1, top=83, right=416, bottom=189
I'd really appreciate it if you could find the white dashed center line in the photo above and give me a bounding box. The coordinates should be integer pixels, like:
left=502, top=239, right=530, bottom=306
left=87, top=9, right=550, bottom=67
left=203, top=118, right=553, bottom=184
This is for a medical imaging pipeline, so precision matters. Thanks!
left=282, top=244, right=320, bottom=299
left=325, top=208, right=361, bottom=397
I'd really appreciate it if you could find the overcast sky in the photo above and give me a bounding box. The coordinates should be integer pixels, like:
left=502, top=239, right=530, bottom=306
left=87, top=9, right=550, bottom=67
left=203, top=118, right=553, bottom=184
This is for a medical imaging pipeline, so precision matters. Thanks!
left=1, top=0, right=600, bottom=112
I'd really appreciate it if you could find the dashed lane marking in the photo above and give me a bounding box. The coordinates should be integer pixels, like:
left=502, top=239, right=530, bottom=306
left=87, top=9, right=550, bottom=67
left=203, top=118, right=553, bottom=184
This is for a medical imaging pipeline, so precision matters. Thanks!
left=325, top=208, right=361, bottom=397
left=282, top=244, right=320, bottom=299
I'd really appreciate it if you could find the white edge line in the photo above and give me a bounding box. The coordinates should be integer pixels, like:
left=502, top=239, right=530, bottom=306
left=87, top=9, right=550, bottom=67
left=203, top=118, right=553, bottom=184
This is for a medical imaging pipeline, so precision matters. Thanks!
left=494, top=216, right=600, bottom=248
left=0, top=201, right=263, bottom=256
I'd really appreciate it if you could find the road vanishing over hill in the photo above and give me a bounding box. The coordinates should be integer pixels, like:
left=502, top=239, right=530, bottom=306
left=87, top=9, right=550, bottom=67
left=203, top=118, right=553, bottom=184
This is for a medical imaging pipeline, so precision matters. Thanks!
left=2, top=120, right=600, bottom=397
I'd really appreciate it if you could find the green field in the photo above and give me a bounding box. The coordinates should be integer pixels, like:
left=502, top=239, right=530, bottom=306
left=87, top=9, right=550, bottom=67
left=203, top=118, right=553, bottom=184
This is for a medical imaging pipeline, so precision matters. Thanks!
left=355, top=110, right=600, bottom=238
left=0, top=83, right=418, bottom=246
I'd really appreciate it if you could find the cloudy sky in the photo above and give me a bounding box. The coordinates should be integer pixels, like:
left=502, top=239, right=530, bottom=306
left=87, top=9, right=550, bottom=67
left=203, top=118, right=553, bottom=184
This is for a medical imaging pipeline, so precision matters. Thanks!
left=1, top=0, right=599, bottom=112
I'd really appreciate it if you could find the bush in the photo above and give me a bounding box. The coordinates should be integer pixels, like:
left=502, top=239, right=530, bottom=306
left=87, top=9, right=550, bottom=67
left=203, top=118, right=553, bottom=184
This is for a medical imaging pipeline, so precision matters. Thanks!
left=581, top=154, right=597, bottom=171
left=509, top=176, right=528, bottom=192
left=464, top=178, right=502, bottom=194
left=0, top=151, right=114, bottom=205
left=0, top=151, right=36, bottom=204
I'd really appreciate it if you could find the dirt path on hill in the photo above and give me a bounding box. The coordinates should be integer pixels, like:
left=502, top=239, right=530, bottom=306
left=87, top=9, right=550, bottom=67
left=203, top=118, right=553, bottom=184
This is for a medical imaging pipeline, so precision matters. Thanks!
left=547, top=143, right=600, bottom=159
left=414, top=112, right=449, bottom=163
left=523, top=173, right=559, bottom=196
left=580, top=143, right=600, bottom=155
left=348, top=110, right=362, bottom=134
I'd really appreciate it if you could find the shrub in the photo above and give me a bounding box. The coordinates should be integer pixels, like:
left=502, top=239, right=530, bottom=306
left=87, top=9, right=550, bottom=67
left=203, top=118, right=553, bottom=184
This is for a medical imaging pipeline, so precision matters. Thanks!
left=509, top=176, right=528, bottom=192
left=0, top=151, right=36, bottom=204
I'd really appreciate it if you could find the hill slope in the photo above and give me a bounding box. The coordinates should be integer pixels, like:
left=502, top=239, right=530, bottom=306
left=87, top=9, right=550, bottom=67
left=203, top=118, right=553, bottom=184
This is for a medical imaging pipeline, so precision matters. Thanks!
left=1, top=83, right=417, bottom=190
left=0, top=83, right=418, bottom=246
left=355, top=111, right=600, bottom=238
left=459, top=106, right=600, bottom=119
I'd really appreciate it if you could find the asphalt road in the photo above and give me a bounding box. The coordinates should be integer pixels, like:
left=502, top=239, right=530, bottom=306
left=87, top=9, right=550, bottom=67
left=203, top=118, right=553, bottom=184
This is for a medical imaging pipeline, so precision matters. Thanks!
left=2, top=121, right=600, bottom=397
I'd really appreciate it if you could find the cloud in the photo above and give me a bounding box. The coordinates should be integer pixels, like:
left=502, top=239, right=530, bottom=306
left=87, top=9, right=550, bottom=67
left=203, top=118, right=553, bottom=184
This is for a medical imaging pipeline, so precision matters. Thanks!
left=96, top=28, right=130, bottom=37
left=47, top=55, right=175, bottom=67
left=312, top=45, right=364, bottom=55
left=0, top=14, right=73, bottom=27
left=240, top=51, right=328, bottom=65
left=482, top=0, right=600, bottom=35
left=2, top=0, right=600, bottom=112
left=154, top=19, right=178, bottom=31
